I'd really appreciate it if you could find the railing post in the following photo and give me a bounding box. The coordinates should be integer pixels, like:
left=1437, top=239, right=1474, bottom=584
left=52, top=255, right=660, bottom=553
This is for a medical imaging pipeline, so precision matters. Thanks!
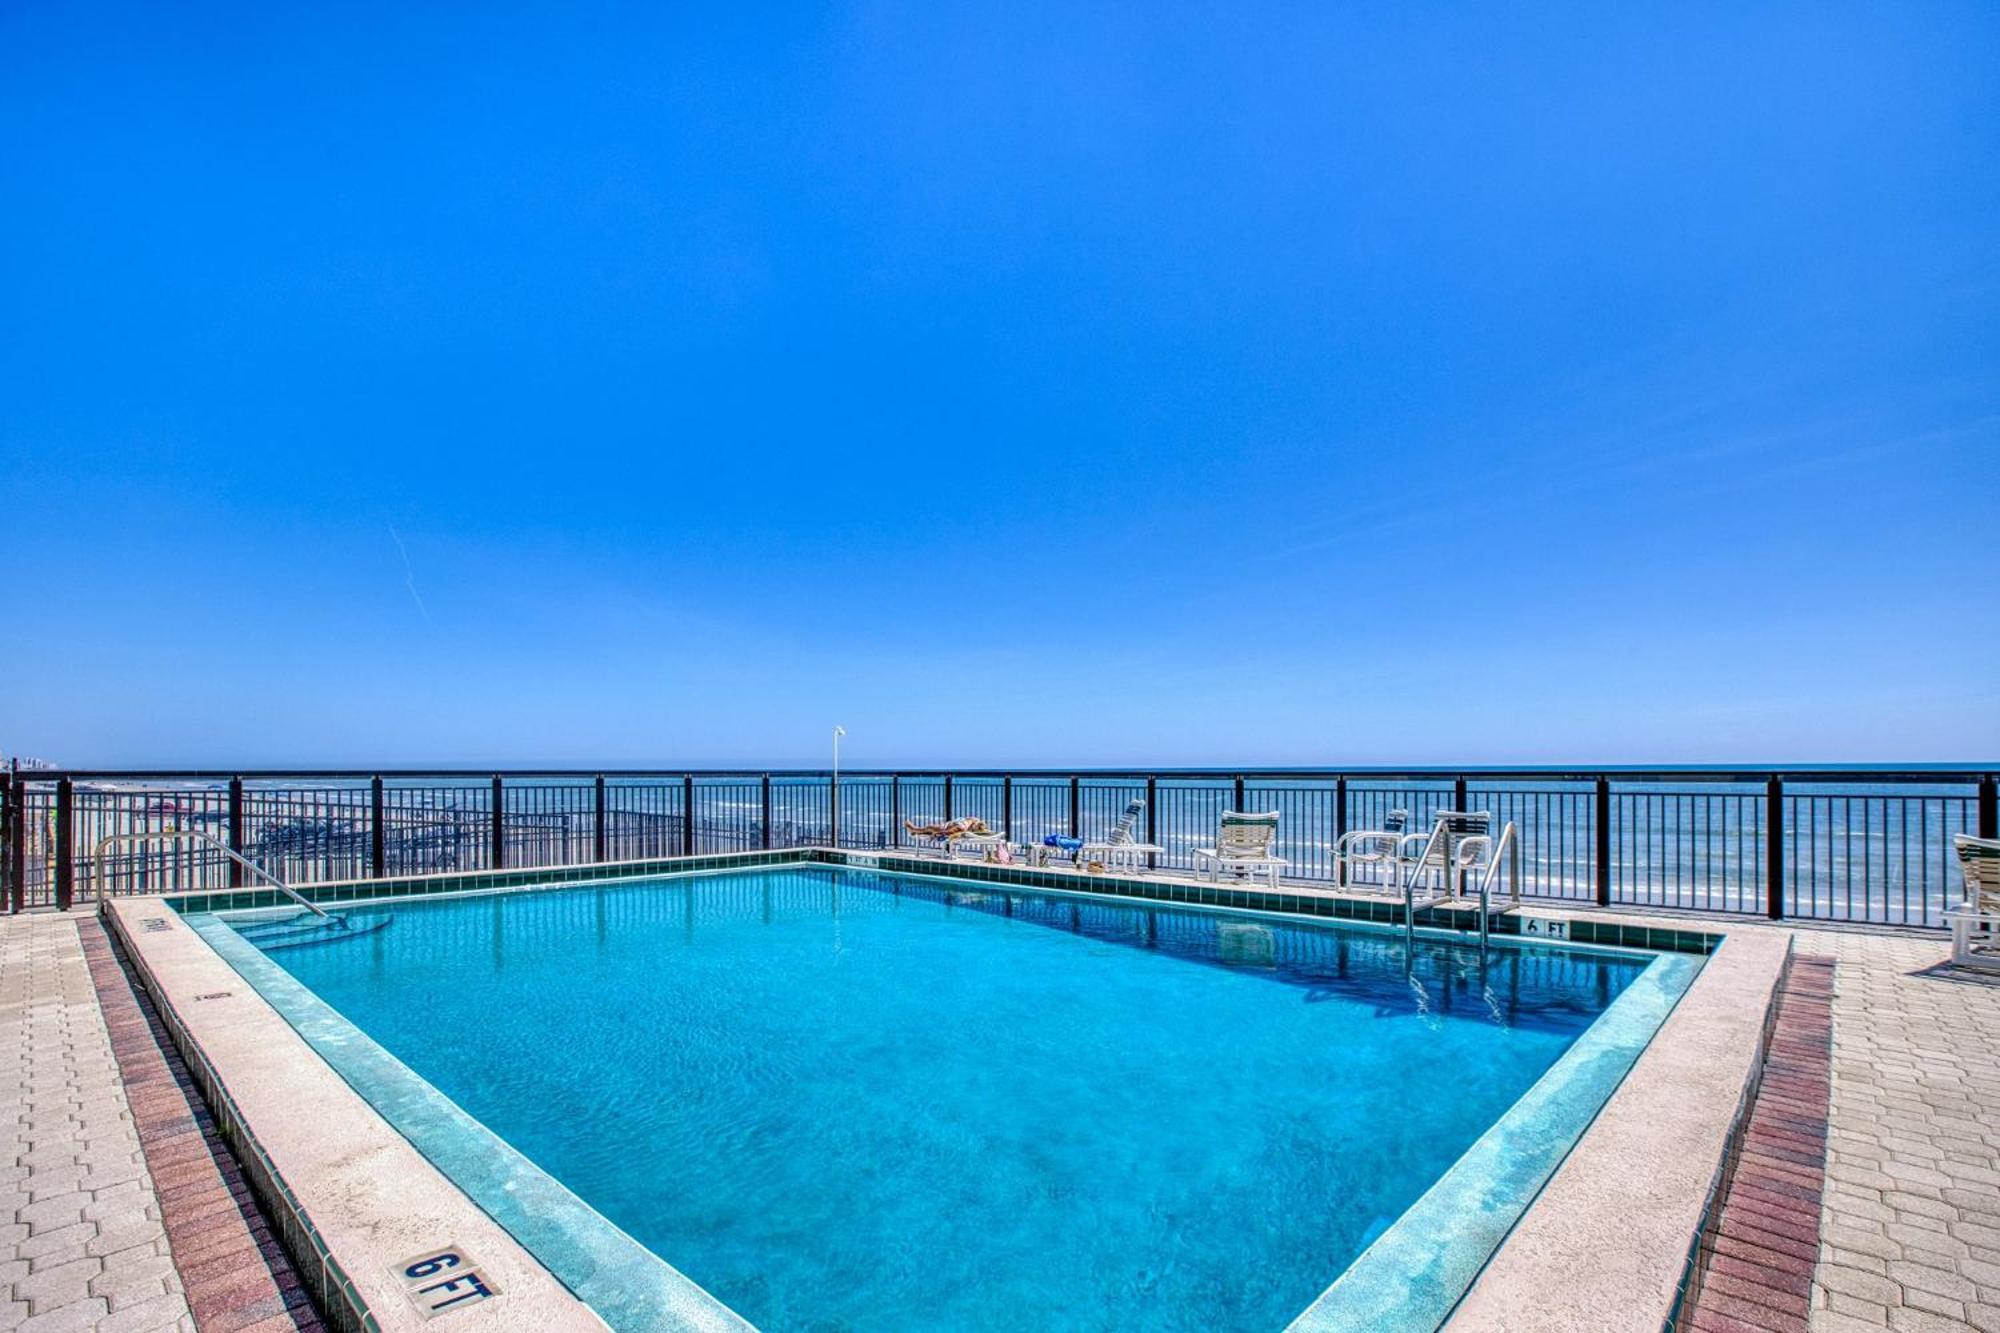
left=1003, top=776, right=1014, bottom=841
left=1765, top=776, right=1784, bottom=920
left=1233, top=776, right=1246, bottom=811
left=1334, top=776, right=1348, bottom=885
left=227, top=777, right=246, bottom=889
left=830, top=772, right=841, bottom=849
left=943, top=774, right=954, bottom=821
left=1145, top=776, right=1158, bottom=869
left=55, top=777, right=74, bottom=911
left=1453, top=775, right=1468, bottom=812
left=490, top=775, right=506, bottom=870
left=1068, top=777, right=1079, bottom=837
left=682, top=775, right=696, bottom=854
left=760, top=775, right=773, bottom=850
left=3, top=773, right=20, bottom=914
left=594, top=775, right=608, bottom=862
left=1594, top=777, right=1612, bottom=907
left=891, top=775, right=902, bottom=848
left=1981, top=775, right=1998, bottom=842
left=370, top=777, right=387, bottom=878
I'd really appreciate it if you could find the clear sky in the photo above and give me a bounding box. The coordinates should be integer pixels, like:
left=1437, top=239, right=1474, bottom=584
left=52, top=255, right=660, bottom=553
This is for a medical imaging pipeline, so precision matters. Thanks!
left=3, top=2, right=1995, bottom=770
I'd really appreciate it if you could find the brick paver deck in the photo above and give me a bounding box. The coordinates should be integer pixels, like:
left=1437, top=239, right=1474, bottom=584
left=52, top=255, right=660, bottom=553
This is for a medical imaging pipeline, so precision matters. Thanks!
left=1796, top=928, right=2000, bottom=1333
left=1686, top=953, right=1835, bottom=1333
left=1, top=913, right=192, bottom=1332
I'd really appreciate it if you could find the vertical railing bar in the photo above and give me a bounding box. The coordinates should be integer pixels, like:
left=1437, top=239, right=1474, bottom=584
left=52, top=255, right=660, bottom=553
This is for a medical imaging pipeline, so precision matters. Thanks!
left=682, top=775, right=696, bottom=855
left=490, top=775, right=506, bottom=871
left=1765, top=775, right=1783, bottom=920
left=594, top=775, right=609, bottom=863
left=370, top=777, right=388, bottom=877
left=4, top=772, right=21, bottom=914
left=226, top=776, right=246, bottom=890
left=54, top=777, right=74, bottom=912
left=1593, top=778, right=1611, bottom=907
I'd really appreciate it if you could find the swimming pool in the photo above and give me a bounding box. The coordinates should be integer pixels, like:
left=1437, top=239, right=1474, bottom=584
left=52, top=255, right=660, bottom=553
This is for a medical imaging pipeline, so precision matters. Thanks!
left=192, top=865, right=1700, bottom=1331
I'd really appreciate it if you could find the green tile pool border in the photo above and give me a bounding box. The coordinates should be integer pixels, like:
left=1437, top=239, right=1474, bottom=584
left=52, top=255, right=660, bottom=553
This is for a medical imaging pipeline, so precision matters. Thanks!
left=1284, top=948, right=1705, bottom=1331
left=185, top=912, right=751, bottom=1333
left=98, top=905, right=382, bottom=1333
left=158, top=846, right=1724, bottom=956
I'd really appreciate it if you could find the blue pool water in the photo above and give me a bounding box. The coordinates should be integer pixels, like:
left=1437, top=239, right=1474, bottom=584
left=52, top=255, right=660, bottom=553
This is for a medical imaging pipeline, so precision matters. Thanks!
left=246, top=868, right=1656, bottom=1331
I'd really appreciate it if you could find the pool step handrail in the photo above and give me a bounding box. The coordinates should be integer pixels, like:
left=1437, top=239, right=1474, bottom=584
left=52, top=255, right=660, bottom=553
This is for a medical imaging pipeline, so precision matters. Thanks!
left=1471, top=821, right=1522, bottom=947
left=91, top=828, right=335, bottom=920
left=1401, top=818, right=1521, bottom=947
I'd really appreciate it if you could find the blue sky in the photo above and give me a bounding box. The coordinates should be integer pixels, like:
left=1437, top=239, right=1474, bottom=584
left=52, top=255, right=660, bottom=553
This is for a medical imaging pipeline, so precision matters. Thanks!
left=3, top=2, right=1995, bottom=769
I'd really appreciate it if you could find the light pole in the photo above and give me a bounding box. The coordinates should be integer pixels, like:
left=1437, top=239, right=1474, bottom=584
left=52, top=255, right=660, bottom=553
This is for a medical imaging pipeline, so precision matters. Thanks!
left=831, top=725, right=846, bottom=847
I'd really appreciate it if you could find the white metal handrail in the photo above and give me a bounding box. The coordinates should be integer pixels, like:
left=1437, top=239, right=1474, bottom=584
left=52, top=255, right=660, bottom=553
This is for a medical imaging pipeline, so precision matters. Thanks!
left=1399, top=818, right=1520, bottom=946
left=92, top=829, right=333, bottom=920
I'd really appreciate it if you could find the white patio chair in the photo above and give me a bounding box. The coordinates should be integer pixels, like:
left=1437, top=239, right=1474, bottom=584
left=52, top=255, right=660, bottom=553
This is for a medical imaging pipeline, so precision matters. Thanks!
left=1079, top=797, right=1165, bottom=874
left=1949, top=835, right=2000, bottom=972
left=1399, top=810, right=1495, bottom=901
left=1193, top=810, right=1286, bottom=888
left=1333, top=808, right=1410, bottom=892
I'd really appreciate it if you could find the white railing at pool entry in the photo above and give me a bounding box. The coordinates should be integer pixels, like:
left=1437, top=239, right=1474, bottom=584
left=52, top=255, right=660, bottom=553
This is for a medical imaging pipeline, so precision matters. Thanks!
left=93, top=828, right=334, bottom=920
left=1398, top=818, right=1521, bottom=947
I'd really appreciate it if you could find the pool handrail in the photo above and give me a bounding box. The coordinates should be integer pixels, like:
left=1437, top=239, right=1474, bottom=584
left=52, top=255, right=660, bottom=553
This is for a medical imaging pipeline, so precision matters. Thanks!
left=92, top=828, right=334, bottom=920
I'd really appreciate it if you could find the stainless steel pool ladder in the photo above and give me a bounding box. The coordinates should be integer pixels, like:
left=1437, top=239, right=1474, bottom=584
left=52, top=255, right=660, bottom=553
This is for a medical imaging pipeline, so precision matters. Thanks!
left=1401, top=819, right=1522, bottom=947
left=91, top=828, right=335, bottom=920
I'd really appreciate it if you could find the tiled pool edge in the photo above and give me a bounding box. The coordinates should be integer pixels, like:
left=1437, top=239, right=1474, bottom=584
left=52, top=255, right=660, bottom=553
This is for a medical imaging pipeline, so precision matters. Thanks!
left=100, top=900, right=381, bottom=1333
left=102, top=896, right=659, bottom=1333
left=158, top=846, right=1725, bottom=957
left=185, top=912, right=754, bottom=1333
left=1445, top=927, right=1795, bottom=1332
left=1284, top=950, right=1705, bottom=1332
left=141, top=850, right=1763, bottom=1333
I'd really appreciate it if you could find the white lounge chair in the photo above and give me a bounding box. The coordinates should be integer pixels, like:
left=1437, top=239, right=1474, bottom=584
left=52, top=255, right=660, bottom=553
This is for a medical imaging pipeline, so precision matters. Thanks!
left=1193, top=810, right=1286, bottom=888
left=1333, top=808, right=1410, bottom=892
left=1400, top=810, right=1495, bottom=900
left=1079, top=798, right=1164, bottom=874
left=1949, top=835, right=2000, bottom=972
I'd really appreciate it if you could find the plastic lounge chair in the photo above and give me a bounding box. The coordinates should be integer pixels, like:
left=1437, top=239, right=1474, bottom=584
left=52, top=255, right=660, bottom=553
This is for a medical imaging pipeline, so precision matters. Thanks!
left=1949, top=835, right=2000, bottom=972
left=1079, top=798, right=1165, bottom=874
left=1193, top=810, right=1286, bottom=888
left=1334, top=808, right=1410, bottom=892
left=1400, top=810, right=1495, bottom=901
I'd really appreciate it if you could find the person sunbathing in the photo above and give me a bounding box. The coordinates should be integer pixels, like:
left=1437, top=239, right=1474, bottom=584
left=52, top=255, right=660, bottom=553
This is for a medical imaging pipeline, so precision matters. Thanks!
left=903, top=816, right=995, bottom=843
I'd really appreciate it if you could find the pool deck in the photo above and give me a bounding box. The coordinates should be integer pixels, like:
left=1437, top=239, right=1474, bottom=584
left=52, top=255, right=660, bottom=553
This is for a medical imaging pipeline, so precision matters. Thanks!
left=5, top=885, right=1999, bottom=1332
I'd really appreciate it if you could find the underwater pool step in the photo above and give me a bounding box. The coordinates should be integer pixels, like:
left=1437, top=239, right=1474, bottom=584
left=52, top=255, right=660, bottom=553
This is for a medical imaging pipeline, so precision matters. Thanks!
left=233, top=913, right=391, bottom=950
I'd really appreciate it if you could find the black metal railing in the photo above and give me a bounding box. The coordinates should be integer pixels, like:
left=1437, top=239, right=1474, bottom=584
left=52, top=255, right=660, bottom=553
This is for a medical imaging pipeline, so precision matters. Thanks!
left=3, top=766, right=1993, bottom=927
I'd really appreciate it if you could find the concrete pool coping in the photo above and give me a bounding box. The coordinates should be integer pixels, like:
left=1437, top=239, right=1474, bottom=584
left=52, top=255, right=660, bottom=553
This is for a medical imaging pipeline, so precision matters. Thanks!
left=120, top=851, right=1790, bottom=1331
left=1445, top=922, right=1794, bottom=1331
left=101, top=895, right=674, bottom=1333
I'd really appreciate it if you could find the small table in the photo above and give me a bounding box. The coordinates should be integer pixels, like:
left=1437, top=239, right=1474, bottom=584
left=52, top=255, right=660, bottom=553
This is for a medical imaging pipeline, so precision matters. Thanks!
left=1078, top=841, right=1164, bottom=875
left=1192, top=852, right=1288, bottom=889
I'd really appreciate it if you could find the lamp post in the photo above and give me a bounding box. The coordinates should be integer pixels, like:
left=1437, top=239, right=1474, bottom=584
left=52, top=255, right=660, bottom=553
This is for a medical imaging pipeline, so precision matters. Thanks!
left=831, top=725, right=846, bottom=848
